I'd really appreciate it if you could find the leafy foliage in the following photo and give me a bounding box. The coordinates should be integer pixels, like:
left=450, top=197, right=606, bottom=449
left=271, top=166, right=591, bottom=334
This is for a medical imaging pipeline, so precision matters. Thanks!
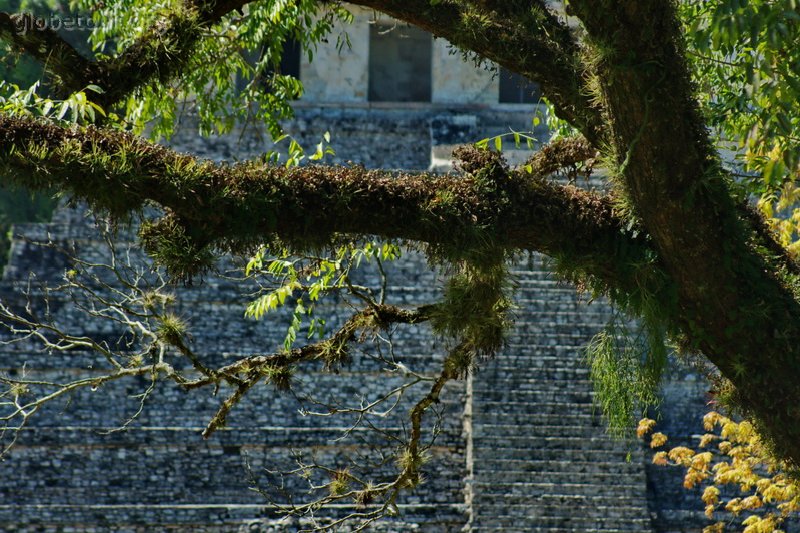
left=585, top=315, right=667, bottom=438
left=68, top=0, right=352, bottom=139
left=679, top=0, right=800, bottom=256
left=0, top=81, right=107, bottom=123
left=244, top=240, right=401, bottom=351
left=641, top=413, right=800, bottom=532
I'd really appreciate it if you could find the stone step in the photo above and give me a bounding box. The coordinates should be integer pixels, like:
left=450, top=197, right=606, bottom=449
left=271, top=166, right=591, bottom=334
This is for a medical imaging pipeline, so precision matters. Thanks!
left=472, top=390, right=595, bottom=404
left=512, top=295, right=588, bottom=307
left=476, top=367, right=593, bottom=382
left=8, top=426, right=466, bottom=448
left=491, top=349, right=594, bottom=361
left=472, top=529, right=651, bottom=533
left=471, top=435, right=632, bottom=452
left=472, top=468, right=645, bottom=485
left=481, top=364, right=591, bottom=375
left=468, top=501, right=649, bottom=527
left=511, top=324, right=609, bottom=337
left=0, top=503, right=467, bottom=530
left=470, top=410, right=603, bottom=426
left=479, top=365, right=590, bottom=377
left=0, top=349, right=460, bottom=375
left=473, top=458, right=645, bottom=476
left=476, top=365, right=594, bottom=378
left=473, top=485, right=647, bottom=508
left=472, top=377, right=594, bottom=391
left=472, top=424, right=601, bottom=439
left=471, top=482, right=645, bottom=499
left=471, top=447, right=635, bottom=463
left=511, top=306, right=604, bottom=319
left=470, top=516, right=652, bottom=533
left=471, top=506, right=651, bottom=523
left=471, top=389, right=595, bottom=404
left=488, top=347, right=596, bottom=359
left=8, top=482, right=467, bottom=506
left=471, top=401, right=598, bottom=416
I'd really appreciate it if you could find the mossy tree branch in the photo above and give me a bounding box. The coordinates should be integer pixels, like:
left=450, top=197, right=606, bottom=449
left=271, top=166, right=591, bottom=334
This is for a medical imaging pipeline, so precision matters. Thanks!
left=0, top=0, right=248, bottom=108
left=0, top=113, right=655, bottom=293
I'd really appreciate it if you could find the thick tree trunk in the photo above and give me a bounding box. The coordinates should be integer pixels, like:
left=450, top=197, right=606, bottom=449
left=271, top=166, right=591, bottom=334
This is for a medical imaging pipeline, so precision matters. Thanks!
left=572, top=0, right=800, bottom=465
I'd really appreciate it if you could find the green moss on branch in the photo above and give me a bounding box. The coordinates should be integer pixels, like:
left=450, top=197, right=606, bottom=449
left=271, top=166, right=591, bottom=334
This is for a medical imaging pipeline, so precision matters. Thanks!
left=0, top=114, right=653, bottom=289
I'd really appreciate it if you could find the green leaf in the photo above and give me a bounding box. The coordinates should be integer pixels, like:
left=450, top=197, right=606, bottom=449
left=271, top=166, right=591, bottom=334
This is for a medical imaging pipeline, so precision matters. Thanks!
left=88, top=101, right=107, bottom=118
left=776, top=113, right=792, bottom=134
left=56, top=101, right=70, bottom=121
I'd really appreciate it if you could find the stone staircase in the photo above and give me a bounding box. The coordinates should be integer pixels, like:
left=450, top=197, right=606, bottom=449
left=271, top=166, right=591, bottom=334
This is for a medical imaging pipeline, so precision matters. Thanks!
left=467, top=264, right=653, bottom=532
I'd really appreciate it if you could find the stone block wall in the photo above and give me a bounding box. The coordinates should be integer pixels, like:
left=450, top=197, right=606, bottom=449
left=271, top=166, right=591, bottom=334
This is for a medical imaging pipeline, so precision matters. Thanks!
left=300, top=6, right=498, bottom=106
left=0, top=215, right=468, bottom=531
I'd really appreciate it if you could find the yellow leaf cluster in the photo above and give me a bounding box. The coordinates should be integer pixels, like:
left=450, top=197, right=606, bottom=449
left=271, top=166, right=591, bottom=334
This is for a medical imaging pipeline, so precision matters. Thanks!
left=702, top=521, right=725, bottom=533
left=637, top=417, right=657, bottom=438
left=640, top=412, right=800, bottom=530
left=699, top=433, right=716, bottom=447
left=668, top=446, right=695, bottom=465
left=650, top=432, right=668, bottom=448
left=653, top=451, right=668, bottom=466
left=741, top=514, right=783, bottom=533
left=704, top=411, right=723, bottom=431
left=703, top=486, right=721, bottom=506
left=757, top=182, right=800, bottom=261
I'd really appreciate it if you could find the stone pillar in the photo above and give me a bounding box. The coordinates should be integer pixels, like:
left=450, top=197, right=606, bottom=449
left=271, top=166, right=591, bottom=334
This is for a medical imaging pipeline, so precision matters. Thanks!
left=432, top=39, right=497, bottom=105
left=299, top=12, right=370, bottom=102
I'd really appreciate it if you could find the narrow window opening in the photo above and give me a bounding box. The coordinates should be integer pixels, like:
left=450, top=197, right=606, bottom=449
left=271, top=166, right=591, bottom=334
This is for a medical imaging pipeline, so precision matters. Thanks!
left=276, top=38, right=301, bottom=79
left=499, top=68, right=541, bottom=104
left=237, top=38, right=301, bottom=93
left=368, top=24, right=432, bottom=102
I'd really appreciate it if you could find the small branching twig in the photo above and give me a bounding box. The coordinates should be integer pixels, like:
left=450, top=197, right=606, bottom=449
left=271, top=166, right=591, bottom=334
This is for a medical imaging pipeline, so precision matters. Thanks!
left=0, top=224, right=492, bottom=531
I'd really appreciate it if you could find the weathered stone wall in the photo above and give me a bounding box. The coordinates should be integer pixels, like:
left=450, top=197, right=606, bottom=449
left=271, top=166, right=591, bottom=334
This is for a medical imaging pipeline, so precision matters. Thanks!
left=0, top=213, right=468, bottom=531
left=167, top=103, right=546, bottom=173
left=0, top=205, right=663, bottom=532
